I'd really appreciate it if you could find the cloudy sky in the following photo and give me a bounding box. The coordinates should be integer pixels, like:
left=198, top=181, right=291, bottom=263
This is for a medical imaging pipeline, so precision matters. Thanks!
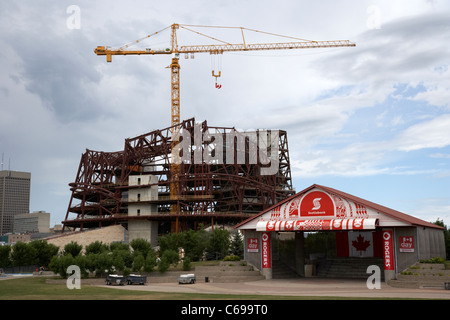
left=1, top=0, right=449, bottom=227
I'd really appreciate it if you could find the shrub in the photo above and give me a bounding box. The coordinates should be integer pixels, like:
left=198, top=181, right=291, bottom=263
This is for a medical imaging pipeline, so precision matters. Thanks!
left=132, top=254, right=145, bottom=272
left=182, top=257, right=191, bottom=271
left=420, top=257, right=445, bottom=264
left=157, top=256, right=170, bottom=273
left=223, top=255, right=241, bottom=261
left=144, top=249, right=157, bottom=272
left=158, top=249, right=179, bottom=273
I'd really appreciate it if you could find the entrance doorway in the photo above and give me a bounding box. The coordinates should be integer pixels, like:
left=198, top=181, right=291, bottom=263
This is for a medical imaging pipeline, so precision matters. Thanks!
left=272, top=231, right=384, bottom=279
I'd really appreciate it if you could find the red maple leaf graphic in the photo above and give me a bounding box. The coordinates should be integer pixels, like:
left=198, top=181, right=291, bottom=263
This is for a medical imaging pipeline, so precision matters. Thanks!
left=352, top=234, right=371, bottom=252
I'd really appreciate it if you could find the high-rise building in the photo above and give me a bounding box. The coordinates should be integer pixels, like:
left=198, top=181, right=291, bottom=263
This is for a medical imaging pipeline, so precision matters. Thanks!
left=0, top=170, right=31, bottom=235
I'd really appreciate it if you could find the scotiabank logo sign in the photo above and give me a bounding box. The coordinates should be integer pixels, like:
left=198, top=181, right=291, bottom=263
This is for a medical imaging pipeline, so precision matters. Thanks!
left=300, top=191, right=335, bottom=217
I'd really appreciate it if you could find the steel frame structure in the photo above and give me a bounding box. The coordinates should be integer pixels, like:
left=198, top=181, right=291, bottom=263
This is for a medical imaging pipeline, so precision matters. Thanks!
left=62, top=118, right=294, bottom=233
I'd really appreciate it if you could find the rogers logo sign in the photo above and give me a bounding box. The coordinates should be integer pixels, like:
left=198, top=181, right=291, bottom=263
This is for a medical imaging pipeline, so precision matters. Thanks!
left=382, top=230, right=394, bottom=271
left=261, top=232, right=271, bottom=269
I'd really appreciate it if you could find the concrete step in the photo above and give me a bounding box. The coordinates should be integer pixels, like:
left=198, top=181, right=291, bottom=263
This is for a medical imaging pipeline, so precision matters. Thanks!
left=271, top=260, right=299, bottom=279
left=317, top=258, right=384, bottom=279
left=388, top=263, right=450, bottom=289
left=148, top=261, right=264, bottom=283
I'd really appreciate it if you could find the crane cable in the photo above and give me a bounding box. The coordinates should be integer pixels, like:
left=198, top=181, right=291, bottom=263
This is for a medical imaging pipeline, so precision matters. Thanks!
left=211, top=52, right=222, bottom=89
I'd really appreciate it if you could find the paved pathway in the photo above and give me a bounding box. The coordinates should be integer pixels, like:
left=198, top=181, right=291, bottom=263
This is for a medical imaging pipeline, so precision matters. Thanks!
left=101, top=277, right=450, bottom=299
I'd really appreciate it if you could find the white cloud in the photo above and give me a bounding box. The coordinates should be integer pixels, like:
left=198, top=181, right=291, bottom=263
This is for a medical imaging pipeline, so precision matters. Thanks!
left=394, top=114, right=450, bottom=151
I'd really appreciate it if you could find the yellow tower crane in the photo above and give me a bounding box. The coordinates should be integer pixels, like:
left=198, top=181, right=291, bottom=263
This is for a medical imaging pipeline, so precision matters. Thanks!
left=94, top=23, right=355, bottom=229
left=95, top=23, right=355, bottom=128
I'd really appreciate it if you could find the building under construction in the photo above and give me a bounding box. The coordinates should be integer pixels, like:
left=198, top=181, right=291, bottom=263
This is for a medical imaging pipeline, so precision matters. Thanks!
left=62, top=118, right=294, bottom=243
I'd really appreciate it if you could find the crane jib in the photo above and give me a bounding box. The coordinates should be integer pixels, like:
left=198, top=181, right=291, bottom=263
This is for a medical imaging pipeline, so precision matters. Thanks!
left=94, top=23, right=356, bottom=125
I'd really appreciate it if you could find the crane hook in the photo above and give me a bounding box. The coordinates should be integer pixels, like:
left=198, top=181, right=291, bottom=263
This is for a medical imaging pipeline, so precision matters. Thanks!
left=212, top=71, right=222, bottom=89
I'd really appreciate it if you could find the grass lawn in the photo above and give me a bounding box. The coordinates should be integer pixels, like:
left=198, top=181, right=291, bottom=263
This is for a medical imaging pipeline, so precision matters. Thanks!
left=0, top=277, right=321, bottom=300
left=0, top=276, right=403, bottom=301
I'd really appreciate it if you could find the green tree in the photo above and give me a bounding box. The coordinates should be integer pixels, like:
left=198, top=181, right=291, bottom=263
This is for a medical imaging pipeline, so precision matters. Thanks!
left=157, top=256, right=170, bottom=273
left=181, top=229, right=209, bottom=261
left=49, top=254, right=75, bottom=278
left=130, top=238, right=151, bottom=258
left=63, top=241, right=83, bottom=257
left=158, top=233, right=181, bottom=253
left=112, top=248, right=132, bottom=271
left=434, top=219, right=450, bottom=260
left=182, top=256, right=191, bottom=271
left=11, top=242, right=37, bottom=266
left=109, top=242, right=129, bottom=252
left=157, top=249, right=179, bottom=273
left=85, top=241, right=108, bottom=255
left=132, top=253, right=145, bottom=272
left=144, top=248, right=157, bottom=272
left=205, top=229, right=230, bottom=260
left=96, top=252, right=113, bottom=275
left=29, top=240, right=59, bottom=268
left=163, top=249, right=180, bottom=266
left=48, top=255, right=60, bottom=275
left=229, top=230, right=244, bottom=259
left=74, top=254, right=88, bottom=278
left=85, top=253, right=98, bottom=274
left=0, top=245, right=12, bottom=268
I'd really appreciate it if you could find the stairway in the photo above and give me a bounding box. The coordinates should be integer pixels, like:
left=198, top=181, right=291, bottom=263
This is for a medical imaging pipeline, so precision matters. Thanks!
left=388, top=262, right=450, bottom=289
left=317, top=258, right=384, bottom=280
left=148, top=261, right=265, bottom=283
left=271, top=259, right=299, bottom=279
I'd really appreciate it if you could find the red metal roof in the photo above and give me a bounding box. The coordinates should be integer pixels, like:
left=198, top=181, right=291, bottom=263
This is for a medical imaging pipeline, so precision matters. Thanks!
left=235, top=184, right=444, bottom=230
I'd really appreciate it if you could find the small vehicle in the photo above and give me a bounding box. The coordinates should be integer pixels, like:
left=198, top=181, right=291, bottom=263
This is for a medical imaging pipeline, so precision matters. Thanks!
left=178, top=273, right=196, bottom=284
left=127, top=274, right=147, bottom=285
left=105, top=274, right=126, bottom=286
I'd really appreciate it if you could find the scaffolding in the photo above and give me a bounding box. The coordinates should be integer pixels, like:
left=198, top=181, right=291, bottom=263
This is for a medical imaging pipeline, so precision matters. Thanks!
left=62, top=118, right=294, bottom=233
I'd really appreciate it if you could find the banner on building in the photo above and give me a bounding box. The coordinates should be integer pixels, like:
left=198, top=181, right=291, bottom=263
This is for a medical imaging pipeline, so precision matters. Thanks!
left=261, top=232, right=271, bottom=269
left=256, top=218, right=378, bottom=232
left=247, top=238, right=259, bottom=252
left=399, top=236, right=414, bottom=252
left=383, top=230, right=395, bottom=271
